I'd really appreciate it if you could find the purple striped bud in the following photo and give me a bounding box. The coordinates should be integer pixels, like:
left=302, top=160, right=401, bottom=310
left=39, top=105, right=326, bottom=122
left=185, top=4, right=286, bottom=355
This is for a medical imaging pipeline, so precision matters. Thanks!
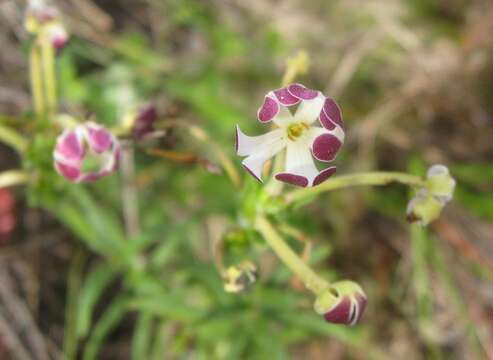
left=53, top=122, right=120, bottom=182
left=314, top=280, right=367, bottom=326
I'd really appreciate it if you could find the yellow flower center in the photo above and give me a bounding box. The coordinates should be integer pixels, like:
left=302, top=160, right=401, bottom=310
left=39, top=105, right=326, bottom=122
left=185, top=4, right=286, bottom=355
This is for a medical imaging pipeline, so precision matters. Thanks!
left=287, top=122, right=309, bottom=141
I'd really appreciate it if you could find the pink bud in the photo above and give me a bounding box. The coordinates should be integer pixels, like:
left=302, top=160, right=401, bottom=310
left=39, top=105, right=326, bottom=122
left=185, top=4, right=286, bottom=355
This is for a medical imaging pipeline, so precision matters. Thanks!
left=54, top=122, right=120, bottom=183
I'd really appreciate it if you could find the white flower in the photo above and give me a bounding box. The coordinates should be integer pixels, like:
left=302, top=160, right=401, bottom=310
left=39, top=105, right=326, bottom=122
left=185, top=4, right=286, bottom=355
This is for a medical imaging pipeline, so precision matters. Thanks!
left=236, top=83, right=345, bottom=187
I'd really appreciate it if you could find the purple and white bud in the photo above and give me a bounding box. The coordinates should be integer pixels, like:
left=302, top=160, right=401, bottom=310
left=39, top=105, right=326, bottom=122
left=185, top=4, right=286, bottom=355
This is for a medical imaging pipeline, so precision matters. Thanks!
left=54, top=122, right=120, bottom=182
left=314, top=280, right=367, bottom=326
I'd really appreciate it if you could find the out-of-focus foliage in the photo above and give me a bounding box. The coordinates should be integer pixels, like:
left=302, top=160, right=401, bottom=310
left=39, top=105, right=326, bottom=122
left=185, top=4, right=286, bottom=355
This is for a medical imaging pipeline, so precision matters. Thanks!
left=1, top=0, right=493, bottom=359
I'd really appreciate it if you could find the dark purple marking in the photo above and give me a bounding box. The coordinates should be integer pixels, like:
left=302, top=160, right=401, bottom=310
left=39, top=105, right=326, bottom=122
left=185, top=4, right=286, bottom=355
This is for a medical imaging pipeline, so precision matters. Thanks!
left=322, top=97, right=344, bottom=129
left=257, top=95, right=279, bottom=122
left=287, top=83, right=318, bottom=100
left=275, top=172, right=308, bottom=187
left=312, top=133, right=342, bottom=162
left=273, top=87, right=300, bottom=106
left=313, top=167, right=337, bottom=186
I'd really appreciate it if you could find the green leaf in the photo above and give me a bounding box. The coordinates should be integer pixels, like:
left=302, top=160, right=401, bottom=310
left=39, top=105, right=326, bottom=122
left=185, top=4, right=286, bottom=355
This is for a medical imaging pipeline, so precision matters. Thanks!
left=77, top=263, right=118, bottom=338
left=132, top=312, right=155, bottom=360
left=83, top=295, right=131, bottom=360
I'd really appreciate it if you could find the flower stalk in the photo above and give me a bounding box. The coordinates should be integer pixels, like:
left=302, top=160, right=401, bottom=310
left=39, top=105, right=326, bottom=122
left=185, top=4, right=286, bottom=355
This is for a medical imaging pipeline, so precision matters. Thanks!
left=30, top=46, right=45, bottom=118
left=254, top=215, right=328, bottom=294
left=284, top=171, right=424, bottom=206
left=40, top=36, right=57, bottom=115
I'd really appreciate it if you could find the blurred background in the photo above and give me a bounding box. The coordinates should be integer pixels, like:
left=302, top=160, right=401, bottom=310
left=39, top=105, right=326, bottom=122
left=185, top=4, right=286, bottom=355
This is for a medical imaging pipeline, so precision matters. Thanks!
left=1, top=0, right=493, bottom=359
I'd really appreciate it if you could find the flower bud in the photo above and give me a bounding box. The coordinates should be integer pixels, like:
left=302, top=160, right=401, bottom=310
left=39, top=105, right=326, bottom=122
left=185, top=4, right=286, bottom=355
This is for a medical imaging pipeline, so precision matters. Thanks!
left=131, top=104, right=158, bottom=139
left=223, top=261, right=258, bottom=293
left=407, top=164, right=456, bottom=226
left=25, top=0, right=69, bottom=50
left=314, top=280, right=367, bottom=326
left=45, top=23, right=69, bottom=50
left=54, top=122, right=120, bottom=182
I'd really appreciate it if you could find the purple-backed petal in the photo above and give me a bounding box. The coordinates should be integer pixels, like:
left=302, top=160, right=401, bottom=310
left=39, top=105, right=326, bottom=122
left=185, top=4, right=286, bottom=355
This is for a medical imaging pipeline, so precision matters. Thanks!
left=322, top=97, right=344, bottom=129
left=56, top=131, right=84, bottom=161
left=275, top=173, right=308, bottom=187
left=323, top=296, right=352, bottom=324
left=319, top=111, right=336, bottom=130
left=257, top=95, right=279, bottom=123
left=55, top=162, right=81, bottom=182
left=287, top=83, right=319, bottom=100
left=313, top=167, right=337, bottom=186
left=273, top=87, right=300, bottom=106
left=87, top=125, right=112, bottom=153
left=312, top=133, right=342, bottom=162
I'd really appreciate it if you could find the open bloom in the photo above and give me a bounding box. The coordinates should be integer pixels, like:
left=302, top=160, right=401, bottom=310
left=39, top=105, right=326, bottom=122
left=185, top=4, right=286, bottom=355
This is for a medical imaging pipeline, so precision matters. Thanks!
left=236, top=83, right=345, bottom=187
left=54, top=122, right=120, bottom=182
left=314, top=280, right=367, bottom=326
left=407, top=164, right=456, bottom=226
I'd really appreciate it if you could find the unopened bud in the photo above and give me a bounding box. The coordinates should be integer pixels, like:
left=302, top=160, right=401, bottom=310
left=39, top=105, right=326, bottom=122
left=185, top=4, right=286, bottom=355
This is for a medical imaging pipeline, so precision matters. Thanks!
left=314, top=280, right=367, bottom=326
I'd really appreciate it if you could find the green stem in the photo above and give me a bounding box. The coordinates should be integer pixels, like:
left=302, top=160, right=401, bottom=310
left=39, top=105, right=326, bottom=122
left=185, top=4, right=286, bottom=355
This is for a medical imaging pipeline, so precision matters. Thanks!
left=0, top=170, right=30, bottom=188
left=30, top=46, right=45, bottom=118
left=285, top=171, right=424, bottom=207
left=0, top=123, right=28, bottom=153
left=254, top=215, right=328, bottom=294
left=41, top=37, right=57, bottom=115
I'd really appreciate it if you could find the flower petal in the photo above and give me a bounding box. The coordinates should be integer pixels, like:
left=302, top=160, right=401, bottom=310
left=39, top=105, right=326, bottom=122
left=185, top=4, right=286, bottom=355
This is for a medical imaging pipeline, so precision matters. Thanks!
left=257, top=94, right=279, bottom=123
left=313, top=166, right=337, bottom=186
left=54, top=129, right=84, bottom=162
left=312, top=133, right=342, bottom=162
left=55, top=162, right=81, bottom=182
left=287, top=83, right=319, bottom=100
left=273, top=87, right=300, bottom=106
left=275, top=139, right=318, bottom=187
left=241, top=136, right=286, bottom=182
left=275, top=173, right=309, bottom=187
left=236, top=126, right=284, bottom=156
left=321, top=97, right=344, bottom=130
left=293, top=92, right=325, bottom=124
left=86, top=123, right=113, bottom=153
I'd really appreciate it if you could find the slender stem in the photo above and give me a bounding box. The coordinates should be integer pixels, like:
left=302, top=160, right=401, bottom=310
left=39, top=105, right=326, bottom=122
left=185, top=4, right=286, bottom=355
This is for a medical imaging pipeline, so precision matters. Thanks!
left=0, top=123, right=28, bottom=154
left=30, top=46, right=45, bottom=118
left=285, top=171, right=424, bottom=206
left=120, top=141, right=140, bottom=237
left=0, top=170, right=30, bottom=188
left=40, top=37, right=57, bottom=115
left=254, top=215, right=328, bottom=294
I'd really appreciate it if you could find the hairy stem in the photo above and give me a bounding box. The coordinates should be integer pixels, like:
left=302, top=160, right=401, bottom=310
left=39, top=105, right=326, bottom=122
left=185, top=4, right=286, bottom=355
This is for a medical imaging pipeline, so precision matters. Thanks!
left=285, top=171, right=424, bottom=206
left=254, top=215, right=328, bottom=294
